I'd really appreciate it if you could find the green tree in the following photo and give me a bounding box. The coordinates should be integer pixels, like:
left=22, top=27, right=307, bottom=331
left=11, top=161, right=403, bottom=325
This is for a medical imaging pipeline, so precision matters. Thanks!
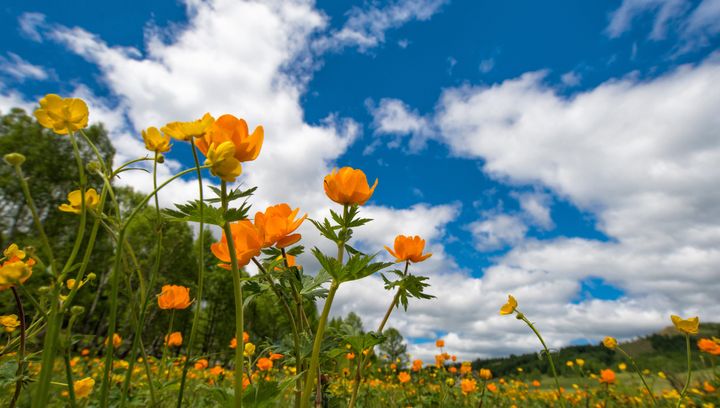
left=378, top=327, right=407, bottom=364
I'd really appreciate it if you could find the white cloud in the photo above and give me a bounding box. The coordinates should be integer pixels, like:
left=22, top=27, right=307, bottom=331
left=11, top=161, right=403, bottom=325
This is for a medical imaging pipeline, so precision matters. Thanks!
left=366, top=98, right=433, bottom=153
left=0, top=53, right=50, bottom=81
left=516, top=192, right=553, bottom=229
left=607, top=0, right=720, bottom=46
left=560, top=71, right=581, bottom=87
left=478, top=58, right=494, bottom=74
left=467, top=214, right=528, bottom=251
left=316, top=0, right=447, bottom=52
left=18, top=12, right=45, bottom=42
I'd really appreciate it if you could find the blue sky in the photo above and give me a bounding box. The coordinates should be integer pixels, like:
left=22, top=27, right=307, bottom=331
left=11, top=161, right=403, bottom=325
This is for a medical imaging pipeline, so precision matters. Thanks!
left=1, top=0, right=719, bottom=360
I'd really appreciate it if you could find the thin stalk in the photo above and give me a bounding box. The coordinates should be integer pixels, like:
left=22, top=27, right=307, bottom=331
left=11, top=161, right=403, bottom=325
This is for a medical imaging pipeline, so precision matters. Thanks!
left=60, top=134, right=88, bottom=278
left=160, top=310, right=176, bottom=380
left=177, top=140, right=206, bottom=407
left=348, top=261, right=409, bottom=408
left=9, top=288, right=26, bottom=408
left=221, top=181, right=245, bottom=408
left=616, top=345, right=656, bottom=406
left=99, top=165, right=210, bottom=407
left=518, top=312, right=566, bottom=408
left=63, top=353, right=77, bottom=407
left=675, top=334, right=692, bottom=408
left=119, top=153, right=163, bottom=407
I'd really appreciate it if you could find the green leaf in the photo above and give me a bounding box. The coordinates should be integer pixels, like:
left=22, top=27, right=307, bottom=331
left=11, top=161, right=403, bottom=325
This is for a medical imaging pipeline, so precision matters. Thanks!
left=162, top=200, right=225, bottom=226
left=337, top=253, right=392, bottom=283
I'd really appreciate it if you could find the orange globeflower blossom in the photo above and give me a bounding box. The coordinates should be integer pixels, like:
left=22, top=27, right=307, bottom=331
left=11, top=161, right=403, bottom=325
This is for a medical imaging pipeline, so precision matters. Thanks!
left=698, top=338, right=720, bottom=355
left=157, top=285, right=191, bottom=310
left=479, top=368, right=492, bottom=380
left=269, top=353, right=283, bottom=361
left=486, top=383, right=498, bottom=393
left=384, top=235, right=432, bottom=264
left=449, top=367, right=458, bottom=374
left=105, top=333, right=122, bottom=349
left=599, top=369, right=616, bottom=384
left=412, top=359, right=423, bottom=372
left=257, top=357, right=273, bottom=371
left=436, top=339, right=445, bottom=348
left=460, top=362, right=472, bottom=375
left=229, top=332, right=250, bottom=349
left=194, top=359, right=209, bottom=370
left=165, top=331, right=183, bottom=347
left=211, top=220, right=262, bottom=269
left=345, top=352, right=355, bottom=360
left=196, top=114, right=263, bottom=163
left=461, top=378, right=477, bottom=394
left=209, top=365, right=224, bottom=376
left=532, top=380, right=541, bottom=387
left=254, top=204, right=307, bottom=248
left=81, top=348, right=90, bottom=357
left=398, top=371, right=411, bottom=383
left=323, top=167, right=378, bottom=206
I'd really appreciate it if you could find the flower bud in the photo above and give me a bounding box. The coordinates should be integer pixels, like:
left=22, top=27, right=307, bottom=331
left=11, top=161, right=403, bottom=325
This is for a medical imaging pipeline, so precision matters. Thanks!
left=87, top=161, right=102, bottom=173
left=156, top=155, right=165, bottom=164
left=38, top=286, right=50, bottom=294
left=515, top=312, right=525, bottom=320
left=71, top=306, right=85, bottom=315
left=4, top=153, right=26, bottom=166
left=86, top=273, right=97, bottom=281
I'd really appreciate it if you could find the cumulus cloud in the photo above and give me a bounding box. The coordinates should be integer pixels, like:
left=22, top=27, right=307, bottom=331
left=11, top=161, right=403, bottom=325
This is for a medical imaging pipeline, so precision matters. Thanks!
left=467, top=214, right=528, bottom=252
left=0, top=53, right=50, bottom=81
left=315, top=0, right=447, bottom=52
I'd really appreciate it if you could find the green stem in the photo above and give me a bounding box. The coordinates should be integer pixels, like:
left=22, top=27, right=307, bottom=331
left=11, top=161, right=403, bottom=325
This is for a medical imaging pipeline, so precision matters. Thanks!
left=160, top=310, right=176, bottom=380
left=9, top=288, right=26, bottom=408
left=64, top=352, right=77, bottom=407
left=518, top=312, right=566, bottom=408
left=616, top=346, right=656, bottom=406
left=177, top=140, right=206, bottom=407
left=99, top=164, right=210, bottom=407
left=675, top=334, right=692, bottom=408
left=60, top=134, right=88, bottom=278
left=300, top=280, right=340, bottom=408
left=221, top=181, right=245, bottom=408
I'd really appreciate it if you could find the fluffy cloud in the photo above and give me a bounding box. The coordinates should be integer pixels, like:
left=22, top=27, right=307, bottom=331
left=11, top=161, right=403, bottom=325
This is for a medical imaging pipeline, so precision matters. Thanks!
left=0, top=53, right=49, bottom=81
left=366, top=98, right=434, bottom=153
left=467, top=214, right=528, bottom=252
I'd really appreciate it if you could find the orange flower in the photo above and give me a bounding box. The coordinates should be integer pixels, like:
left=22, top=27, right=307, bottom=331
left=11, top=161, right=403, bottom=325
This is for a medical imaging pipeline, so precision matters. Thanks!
left=345, top=352, right=355, bottom=360
left=269, top=353, right=283, bottom=361
left=157, top=285, right=191, bottom=310
left=436, top=339, right=445, bottom=348
left=698, top=338, right=720, bottom=355
left=165, top=331, right=183, bottom=347
left=398, top=371, right=411, bottom=383
left=460, top=362, right=472, bottom=375
left=486, top=383, right=497, bottom=393
left=449, top=367, right=457, bottom=374
left=479, top=368, right=492, bottom=380
left=257, top=357, right=273, bottom=371
left=211, top=220, right=262, bottom=269
left=599, top=369, right=616, bottom=384
left=196, top=114, right=263, bottom=162
left=461, top=378, right=477, bottom=394
left=81, top=348, right=90, bottom=357
left=254, top=204, right=307, bottom=248
left=384, top=235, right=432, bottom=263
left=209, top=365, right=224, bottom=376
left=105, top=333, right=122, bottom=349
left=532, top=380, right=541, bottom=387
left=194, top=359, right=209, bottom=370
left=412, top=359, right=423, bottom=372
left=323, top=167, right=378, bottom=206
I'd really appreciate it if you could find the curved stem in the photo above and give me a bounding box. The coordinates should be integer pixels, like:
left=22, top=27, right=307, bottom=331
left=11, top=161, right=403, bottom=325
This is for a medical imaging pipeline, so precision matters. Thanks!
left=616, top=346, right=656, bottom=406
left=9, top=288, right=26, bottom=408
left=675, top=334, right=692, bottom=408
left=519, top=313, right=566, bottom=408
left=177, top=140, right=206, bottom=407
left=60, top=134, right=88, bottom=278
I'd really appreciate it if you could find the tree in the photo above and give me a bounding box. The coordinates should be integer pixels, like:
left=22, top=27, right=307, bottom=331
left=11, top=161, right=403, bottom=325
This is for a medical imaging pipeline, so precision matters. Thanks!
left=378, top=327, right=407, bottom=364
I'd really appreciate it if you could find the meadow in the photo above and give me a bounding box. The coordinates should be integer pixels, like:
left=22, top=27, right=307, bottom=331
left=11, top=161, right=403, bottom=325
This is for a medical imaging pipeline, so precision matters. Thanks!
left=0, top=94, right=718, bottom=407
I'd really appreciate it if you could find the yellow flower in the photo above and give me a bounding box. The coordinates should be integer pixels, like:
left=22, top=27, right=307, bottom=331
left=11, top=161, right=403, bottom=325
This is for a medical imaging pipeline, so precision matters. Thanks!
left=73, top=377, right=95, bottom=399
left=161, top=113, right=214, bottom=141
left=479, top=368, right=492, bottom=380
left=204, top=142, right=242, bottom=182
left=499, top=295, right=517, bottom=315
left=566, top=361, right=574, bottom=367
left=3, top=243, right=25, bottom=260
left=141, top=127, right=171, bottom=153
left=244, top=342, right=256, bottom=357
left=0, top=257, right=35, bottom=291
left=603, top=336, right=617, bottom=349
left=59, top=188, right=100, bottom=214
left=618, top=363, right=627, bottom=371
left=575, top=358, right=585, bottom=367
left=34, top=94, right=89, bottom=134
left=671, top=315, right=700, bottom=335
left=0, top=314, right=20, bottom=333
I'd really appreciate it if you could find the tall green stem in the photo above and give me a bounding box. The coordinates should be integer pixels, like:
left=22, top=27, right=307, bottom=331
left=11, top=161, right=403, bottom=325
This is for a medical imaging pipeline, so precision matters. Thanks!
left=518, top=313, right=566, bottom=408
left=9, top=288, right=26, bottom=408
left=177, top=140, right=206, bottom=407
left=675, top=334, right=692, bottom=408
left=220, top=181, right=245, bottom=408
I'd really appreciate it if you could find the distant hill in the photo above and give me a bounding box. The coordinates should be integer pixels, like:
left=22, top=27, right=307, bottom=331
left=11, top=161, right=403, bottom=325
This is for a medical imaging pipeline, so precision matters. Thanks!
left=469, top=323, right=720, bottom=377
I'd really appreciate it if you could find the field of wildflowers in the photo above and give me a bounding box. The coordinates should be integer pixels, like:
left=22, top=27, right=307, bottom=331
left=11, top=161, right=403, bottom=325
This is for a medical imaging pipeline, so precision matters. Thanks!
left=0, top=94, right=718, bottom=407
